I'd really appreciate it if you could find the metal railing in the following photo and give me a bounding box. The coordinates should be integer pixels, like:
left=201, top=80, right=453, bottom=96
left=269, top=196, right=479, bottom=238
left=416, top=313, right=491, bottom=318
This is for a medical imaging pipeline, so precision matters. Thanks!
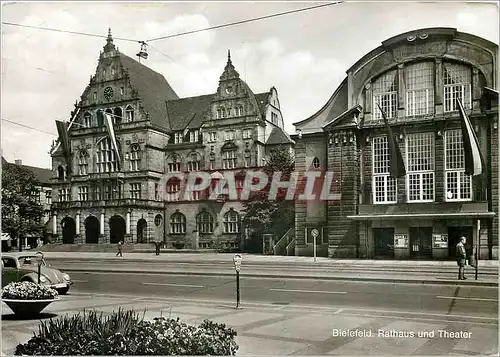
left=273, top=227, right=294, bottom=256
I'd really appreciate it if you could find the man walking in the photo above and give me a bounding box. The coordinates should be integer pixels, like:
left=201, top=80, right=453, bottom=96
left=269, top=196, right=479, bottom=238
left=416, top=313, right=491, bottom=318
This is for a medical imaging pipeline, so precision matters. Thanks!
left=116, top=240, right=123, bottom=257
left=456, top=236, right=467, bottom=280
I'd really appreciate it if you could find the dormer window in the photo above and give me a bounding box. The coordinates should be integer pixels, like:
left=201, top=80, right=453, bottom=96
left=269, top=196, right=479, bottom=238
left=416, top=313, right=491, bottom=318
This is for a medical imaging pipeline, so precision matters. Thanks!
left=190, top=130, right=199, bottom=143
left=174, top=132, right=183, bottom=144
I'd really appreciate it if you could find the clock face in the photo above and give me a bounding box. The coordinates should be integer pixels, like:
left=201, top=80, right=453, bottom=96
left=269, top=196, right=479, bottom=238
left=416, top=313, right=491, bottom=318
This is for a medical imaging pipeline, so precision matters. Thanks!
left=104, top=86, right=114, bottom=100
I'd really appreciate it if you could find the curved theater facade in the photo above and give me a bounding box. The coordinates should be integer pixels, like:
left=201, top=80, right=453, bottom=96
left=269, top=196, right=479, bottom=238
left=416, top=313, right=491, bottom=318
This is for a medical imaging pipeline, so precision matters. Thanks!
left=293, top=27, right=498, bottom=260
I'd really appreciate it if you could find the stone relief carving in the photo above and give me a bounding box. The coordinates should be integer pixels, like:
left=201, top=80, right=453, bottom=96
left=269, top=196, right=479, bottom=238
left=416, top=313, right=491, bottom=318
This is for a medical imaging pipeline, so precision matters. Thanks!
left=392, top=41, right=447, bottom=61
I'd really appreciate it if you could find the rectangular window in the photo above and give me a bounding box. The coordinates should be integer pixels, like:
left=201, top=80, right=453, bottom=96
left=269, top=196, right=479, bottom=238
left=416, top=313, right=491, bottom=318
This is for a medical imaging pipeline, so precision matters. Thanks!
left=46, top=191, right=52, bottom=205
left=444, top=63, right=471, bottom=112
left=168, top=162, right=181, bottom=172
left=174, top=132, right=183, bottom=144
left=208, top=132, right=217, bottom=142
left=190, top=130, right=199, bottom=143
left=187, top=160, right=200, bottom=172
left=130, top=183, right=141, bottom=199
left=78, top=186, right=89, bottom=201
left=209, top=159, right=215, bottom=170
left=78, top=156, right=88, bottom=175
left=373, top=71, right=398, bottom=120
left=166, top=182, right=180, bottom=202
left=406, top=62, right=434, bottom=117
left=406, top=132, right=435, bottom=202
left=372, top=136, right=397, bottom=204
left=225, top=130, right=235, bottom=141
left=58, top=188, right=70, bottom=202
left=445, top=129, right=472, bottom=201
left=242, top=129, right=252, bottom=139
left=93, top=92, right=97, bottom=100
left=223, top=151, right=237, bottom=169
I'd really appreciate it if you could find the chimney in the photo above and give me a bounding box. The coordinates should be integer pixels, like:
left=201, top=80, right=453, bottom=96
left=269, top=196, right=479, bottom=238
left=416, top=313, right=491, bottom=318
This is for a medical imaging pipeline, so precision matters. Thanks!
left=14, top=159, right=22, bottom=166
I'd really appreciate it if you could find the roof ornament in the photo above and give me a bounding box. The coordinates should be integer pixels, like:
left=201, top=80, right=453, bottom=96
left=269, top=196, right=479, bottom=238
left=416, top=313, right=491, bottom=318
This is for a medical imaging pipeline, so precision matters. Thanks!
left=103, top=27, right=116, bottom=52
left=228, top=49, right=231, bottom=63
left=136, top=41, right=149, bottom=62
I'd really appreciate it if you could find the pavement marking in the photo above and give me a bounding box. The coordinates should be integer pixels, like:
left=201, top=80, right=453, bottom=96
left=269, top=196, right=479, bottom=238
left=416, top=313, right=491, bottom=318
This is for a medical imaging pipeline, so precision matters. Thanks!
left=142, top=282, right=204, bottom=288
left=437, top=295, right=498, bottom=302
left=269, top=288, right=347, bottom=294
left=71, top=279, right=88, bottom=283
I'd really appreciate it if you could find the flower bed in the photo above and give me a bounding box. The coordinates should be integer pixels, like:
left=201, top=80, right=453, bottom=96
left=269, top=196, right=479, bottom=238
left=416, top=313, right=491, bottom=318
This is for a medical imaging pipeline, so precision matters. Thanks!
left=15, top=308, right=238, bottom=355
left=2, top=281, right=58, bottom=300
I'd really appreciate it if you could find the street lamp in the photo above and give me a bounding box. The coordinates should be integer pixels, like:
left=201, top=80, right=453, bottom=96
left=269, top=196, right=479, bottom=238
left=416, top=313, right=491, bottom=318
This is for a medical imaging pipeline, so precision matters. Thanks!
left=35, top=252, right=44, bottom=284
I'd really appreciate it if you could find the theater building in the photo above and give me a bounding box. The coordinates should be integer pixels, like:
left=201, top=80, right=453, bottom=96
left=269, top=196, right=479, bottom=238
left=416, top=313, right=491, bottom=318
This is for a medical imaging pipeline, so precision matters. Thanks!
left=49, top=30, right=292, bottom=248
left=293, top=28, right=498, bottom=259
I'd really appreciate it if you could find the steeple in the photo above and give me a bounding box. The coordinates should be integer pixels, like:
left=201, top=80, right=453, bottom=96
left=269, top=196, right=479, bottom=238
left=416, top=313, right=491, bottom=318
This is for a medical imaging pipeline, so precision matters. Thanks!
left=219, top=49, right=239, bottom=81
left=103, top=27, right=116, bottom=52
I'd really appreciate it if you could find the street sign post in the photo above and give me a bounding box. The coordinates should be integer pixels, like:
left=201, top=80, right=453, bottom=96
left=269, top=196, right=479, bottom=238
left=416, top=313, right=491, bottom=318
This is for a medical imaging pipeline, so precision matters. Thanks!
left=233, top=254, right=242, bottom=308
left=311, top=229, right=319, bottom=262
left=475, top=220, right=480, bottom=280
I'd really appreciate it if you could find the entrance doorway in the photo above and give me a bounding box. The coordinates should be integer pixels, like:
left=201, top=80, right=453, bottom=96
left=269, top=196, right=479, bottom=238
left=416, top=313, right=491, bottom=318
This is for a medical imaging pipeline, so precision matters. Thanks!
left=137, top=219, right=148, bottom=243
left=61, top=217, right=76, bottom=244
left=409, top=227, right=432, bottom=259
left=84, top=216, right=100, bottom=244
left=373, top=228, right=394, bottom=259
left=448, top=226, right=473, bottom=258
left=109, top=215, right=126, bottom=244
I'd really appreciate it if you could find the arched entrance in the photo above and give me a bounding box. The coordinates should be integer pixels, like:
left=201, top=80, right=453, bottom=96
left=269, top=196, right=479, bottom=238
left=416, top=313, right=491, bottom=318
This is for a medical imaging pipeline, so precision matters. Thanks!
left=61, top=217, right=76, bottom=244
left=109, top=215, right=126, bottom=244
left=137, top=219, right=148, bottom=243
left=84, top=216, right=100, bottom=244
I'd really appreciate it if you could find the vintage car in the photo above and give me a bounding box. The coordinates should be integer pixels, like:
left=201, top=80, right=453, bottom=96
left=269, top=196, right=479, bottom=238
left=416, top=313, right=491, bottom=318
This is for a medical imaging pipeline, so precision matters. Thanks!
left=1, top=252, right=73, bottom=294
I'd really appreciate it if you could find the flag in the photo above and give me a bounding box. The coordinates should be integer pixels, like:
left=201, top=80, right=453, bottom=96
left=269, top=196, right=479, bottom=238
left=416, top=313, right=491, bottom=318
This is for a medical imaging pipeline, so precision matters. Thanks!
left=55, top=120, right=72, bottom=175
left=456, top=99, right=483, bottom=176
left=99, top=110, right=122, bottom=166
left=376, top=103, right=406, bottom=178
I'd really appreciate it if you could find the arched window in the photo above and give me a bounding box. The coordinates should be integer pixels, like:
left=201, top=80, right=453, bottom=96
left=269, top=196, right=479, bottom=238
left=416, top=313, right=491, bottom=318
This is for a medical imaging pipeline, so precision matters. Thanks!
left=96, top=138, right=118, bottom=173
left=114, top=107, right=123, bottom=124
left=170, top=212, right=186, bottom=234
left=223, top=210, right=240, bottom=234
left=196, top=211, right=214, bottom=234
left=443, top=62, right=472, bottom=112
left=166, top=154, right=181, bottom=172
left=187, top=152, right=201, bottom=172
left=312, top=157, right=320, bottom=169
left=57, top=165, right=65, bottom=180
left=78, top=151, right=89, bottom=175
left=126, top=105, right=134, bottom=122
left=166, top=177, right=180, bottom=202
left=373, top=70, right=398, bottom=120
left=83, top=112, right=92, bottom=128
left=129, top=144, right=140, bottom=172
left=222, top=150, right=237, bottom=169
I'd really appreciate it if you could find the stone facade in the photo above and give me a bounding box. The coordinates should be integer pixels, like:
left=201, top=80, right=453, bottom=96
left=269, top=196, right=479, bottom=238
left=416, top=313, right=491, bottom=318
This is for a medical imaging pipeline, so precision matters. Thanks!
left=293, top=27, right=498, bottom=260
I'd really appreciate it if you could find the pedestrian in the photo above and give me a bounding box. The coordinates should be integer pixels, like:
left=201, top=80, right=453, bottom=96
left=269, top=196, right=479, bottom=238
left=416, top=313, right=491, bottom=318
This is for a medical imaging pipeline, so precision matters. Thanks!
left=456, top=236, right=467, bottom=280
left=155, top=240, right=161, bottom=256
left=116, top=240, right=123, bottom=257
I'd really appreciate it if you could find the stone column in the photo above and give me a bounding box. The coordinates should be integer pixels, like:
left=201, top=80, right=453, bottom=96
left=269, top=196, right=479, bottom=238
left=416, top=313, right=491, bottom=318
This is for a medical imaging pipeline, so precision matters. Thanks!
left=76, top=213, right=80, bottom=235
left=397, top=63, right=405, bottom=113
left=435, top=59, right=443, bottom=114
left=100, top=213, right=105, bottom=235
left=52, top=213, right=57, bottom=235
left=126, top=211, right=131, bottom=235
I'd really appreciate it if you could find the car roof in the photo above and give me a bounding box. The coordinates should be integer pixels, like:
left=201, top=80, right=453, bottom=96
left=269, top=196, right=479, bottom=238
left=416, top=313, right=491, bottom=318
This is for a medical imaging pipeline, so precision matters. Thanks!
left=1, top=251, right=43, bottom=258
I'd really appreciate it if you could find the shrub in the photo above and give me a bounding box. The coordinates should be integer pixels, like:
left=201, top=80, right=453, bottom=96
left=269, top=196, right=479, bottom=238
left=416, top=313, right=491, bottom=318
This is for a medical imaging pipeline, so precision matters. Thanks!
left=2, top=281, right=58, bottom=300
left=15, top=308, right=238, bottom=355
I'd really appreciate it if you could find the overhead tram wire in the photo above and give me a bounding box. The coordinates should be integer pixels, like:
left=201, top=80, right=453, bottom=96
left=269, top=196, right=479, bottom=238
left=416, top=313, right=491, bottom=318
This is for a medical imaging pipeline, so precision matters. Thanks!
left=147, top=1, right=344, bottom=42
left=2, top=118, right=58, bottom=136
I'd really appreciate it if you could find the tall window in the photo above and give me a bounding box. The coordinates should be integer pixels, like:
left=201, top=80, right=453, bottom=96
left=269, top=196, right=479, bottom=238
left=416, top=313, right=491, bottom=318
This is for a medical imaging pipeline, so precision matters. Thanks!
left=167, top=155, right=181, bottom=172
left=223, top=210, right=240, bottom=233
left=58, top=188, right=70, bottom=202
left=130, top=145, right=140, bottom=171
left=189, top=130, right=199, bottom=143
left=209, top=152, right=216, bottom=170
left=372, top=136, right=397, bottom=204
left=166, top=179, right=180, bottom=202
left=174, top=132, right=183, bottom=144
left=130, top=183, right=141, bottom=199
left=444, top=62, right=471, bottom=112
left=236, top=106, right=244, bottom=116
left=187, top=152, right=201, bottom=172
left=445, top=130, right=472, bottom=201
left=223, top=150, right=237, bottom=169
left=83, top=112, right=92, bottom=128
left=197, top=211, right=214, bottom=234
left=312, top=157, right=320, bottom=169
left=46, top=191, right=52, bottom=205
left=208, top=132, right=217, bottom=142
left=170, top=212, right=186, bottom=234
left=78, top=186, right=89, bottom=201
left=126, top=105, right=134, bottom=122
left=406, top=62, right=434, bottom=117
left=78, top=153, right=88, bottom=175
left=406, top=132, right=434, bottom=202
left=96, top=138, right=119, bottom=173
left=373, top=70, right=398, bottom=120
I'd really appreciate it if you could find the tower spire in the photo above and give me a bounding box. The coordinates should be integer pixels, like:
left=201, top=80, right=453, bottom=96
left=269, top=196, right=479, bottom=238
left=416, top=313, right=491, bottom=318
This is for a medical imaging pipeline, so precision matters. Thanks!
left=103, top=27, right=115, bottom=52
left=227, top=49, right=231, bottom=63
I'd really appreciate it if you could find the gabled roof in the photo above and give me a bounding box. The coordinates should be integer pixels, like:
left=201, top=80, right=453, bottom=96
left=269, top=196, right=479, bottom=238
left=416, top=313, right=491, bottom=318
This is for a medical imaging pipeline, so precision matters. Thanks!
left=255, top=92, right=270, bottom=117
left=266, top=126, right=294, bottom=146
left=2, top=158, right=52, bottom=185
left=119, top=53, right=179, bottom=130
left=166, top=94, right=213, bottom=131
left=322, top=105, right=363, bottom=131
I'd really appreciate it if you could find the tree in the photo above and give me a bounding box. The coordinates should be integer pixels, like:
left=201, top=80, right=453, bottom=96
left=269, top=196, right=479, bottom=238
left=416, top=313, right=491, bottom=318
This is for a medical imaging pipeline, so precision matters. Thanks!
left=242, top=146, right=295, bottom=252
left=1, top=163, right=45, bottom=250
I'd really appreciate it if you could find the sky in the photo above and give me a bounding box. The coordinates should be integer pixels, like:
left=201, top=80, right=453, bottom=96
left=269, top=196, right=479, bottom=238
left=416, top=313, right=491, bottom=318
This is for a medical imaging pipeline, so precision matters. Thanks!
left=1, top=1, right=498, bottom=168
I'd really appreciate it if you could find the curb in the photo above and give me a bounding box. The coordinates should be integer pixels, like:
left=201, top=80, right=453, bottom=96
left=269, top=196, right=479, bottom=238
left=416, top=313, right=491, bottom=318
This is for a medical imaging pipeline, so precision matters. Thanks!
left=63, top=268, right=499, bottom=287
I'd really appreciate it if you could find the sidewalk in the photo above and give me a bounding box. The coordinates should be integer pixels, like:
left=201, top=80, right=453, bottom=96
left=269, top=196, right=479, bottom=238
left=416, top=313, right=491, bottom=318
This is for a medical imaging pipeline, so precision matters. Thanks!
left=2, top=293, right=498, bottom=356
left=42, top=252, right=499, bottom=287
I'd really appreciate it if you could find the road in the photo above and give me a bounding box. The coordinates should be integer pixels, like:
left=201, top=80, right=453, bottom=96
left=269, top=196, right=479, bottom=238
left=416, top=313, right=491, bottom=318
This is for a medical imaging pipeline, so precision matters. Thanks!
left=68, top=271, right=498, bottom=321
